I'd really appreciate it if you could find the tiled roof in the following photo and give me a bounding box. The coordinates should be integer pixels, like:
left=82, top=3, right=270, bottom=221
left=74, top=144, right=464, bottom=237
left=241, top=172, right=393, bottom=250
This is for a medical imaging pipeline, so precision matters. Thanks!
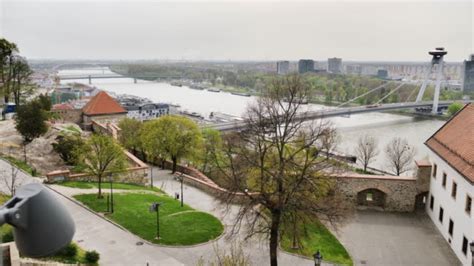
left=52, top=103, right=73, bottom=110
left=425, top=103, right=474, bottom=182
left=82, top=91, right=127, bottom=116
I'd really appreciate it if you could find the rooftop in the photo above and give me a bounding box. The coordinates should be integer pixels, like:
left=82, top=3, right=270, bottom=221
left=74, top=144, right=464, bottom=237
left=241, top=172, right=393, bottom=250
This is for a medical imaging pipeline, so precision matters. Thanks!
left=82, top=91, right=127, bottom=116
left=425, top=103, right=474, bottom=182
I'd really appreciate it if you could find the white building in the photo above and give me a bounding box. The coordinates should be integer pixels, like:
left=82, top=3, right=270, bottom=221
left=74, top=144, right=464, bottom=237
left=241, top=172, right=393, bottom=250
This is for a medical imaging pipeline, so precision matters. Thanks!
left=425, top=103, right=474, bottom=265
left=276, top=61, right=290, bottom=75
left=126, top=103, right=170, bottom=121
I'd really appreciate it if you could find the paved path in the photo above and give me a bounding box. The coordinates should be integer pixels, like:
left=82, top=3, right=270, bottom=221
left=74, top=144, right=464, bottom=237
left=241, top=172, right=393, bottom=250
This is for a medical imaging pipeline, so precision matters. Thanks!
left=336, top=211, right=461, bottom=266
left=149, top=167, right=314, bottom=266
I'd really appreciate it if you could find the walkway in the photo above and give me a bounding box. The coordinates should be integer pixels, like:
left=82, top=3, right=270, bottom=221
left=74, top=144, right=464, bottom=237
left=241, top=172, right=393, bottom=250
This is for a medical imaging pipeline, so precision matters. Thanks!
left=150, top=167, right=314, bottom=266
left=336, top=211, right=461, bottom=266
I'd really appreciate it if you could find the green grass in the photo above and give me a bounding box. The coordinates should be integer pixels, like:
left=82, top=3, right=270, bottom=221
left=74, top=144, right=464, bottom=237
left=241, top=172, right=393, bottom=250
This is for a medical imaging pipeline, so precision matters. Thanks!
left=281, top=220, right=353, bottom=266
left=57, top=181, right=163, bottom=193
left=0, top=155, right=38, bottom=176
left=74, top=193, right=224, bottom=245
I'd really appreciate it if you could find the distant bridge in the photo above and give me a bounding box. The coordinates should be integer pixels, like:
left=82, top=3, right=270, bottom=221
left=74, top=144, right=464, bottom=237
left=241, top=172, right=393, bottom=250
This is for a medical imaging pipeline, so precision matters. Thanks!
left=207, top=100, right=471, bottom=132
left=58, top=74, right=181, bottom=84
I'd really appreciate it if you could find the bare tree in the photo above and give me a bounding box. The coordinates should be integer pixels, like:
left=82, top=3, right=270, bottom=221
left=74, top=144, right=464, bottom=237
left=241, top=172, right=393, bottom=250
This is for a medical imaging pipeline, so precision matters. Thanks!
left=385, top=137, right=416, bottom=176
left=197, top=242, right=251, bottom=266
left=2, top=163, right=21, bottom=196
left=319, top=125, right=339, bottom=159
left=214, top=75, right=350, bottom=266
left=354, top=134, right=379, bottom=172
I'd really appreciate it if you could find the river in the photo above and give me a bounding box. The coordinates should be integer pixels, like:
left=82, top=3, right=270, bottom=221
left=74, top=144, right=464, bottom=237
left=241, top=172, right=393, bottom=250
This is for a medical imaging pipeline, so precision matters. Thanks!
left=58, top=68, right=444, bottom=174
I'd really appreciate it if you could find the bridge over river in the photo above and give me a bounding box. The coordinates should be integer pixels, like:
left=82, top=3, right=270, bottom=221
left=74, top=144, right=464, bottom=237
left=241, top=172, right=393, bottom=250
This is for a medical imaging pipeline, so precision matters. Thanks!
left=207, top=100, right=471, bottom=132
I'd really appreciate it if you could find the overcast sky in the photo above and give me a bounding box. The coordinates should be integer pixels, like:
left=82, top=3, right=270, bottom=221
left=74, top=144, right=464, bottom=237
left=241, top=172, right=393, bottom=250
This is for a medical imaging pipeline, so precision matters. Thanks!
left=1, top=0, right=472, bottom=61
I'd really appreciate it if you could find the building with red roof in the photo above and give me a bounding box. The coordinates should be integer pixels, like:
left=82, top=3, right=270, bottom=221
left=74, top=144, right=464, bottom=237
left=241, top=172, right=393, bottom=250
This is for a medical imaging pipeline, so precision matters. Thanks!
left=424, top=103, right=474, bottom=265
left=82, top=91, right=127, bottom=129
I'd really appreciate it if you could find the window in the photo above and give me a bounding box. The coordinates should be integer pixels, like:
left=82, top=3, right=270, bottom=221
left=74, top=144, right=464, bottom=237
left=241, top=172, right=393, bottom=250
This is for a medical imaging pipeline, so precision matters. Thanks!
left=442, top=173, right=447, bottom=188
left=432, top=164, right=437, bottom=178
left=466, top=195, right=472, bottom=215
left=366, top=193, right=373, bottom=201
left=448, top=219, right=454, bottom=236
left=451, top=182, right=457, bottom=199
left=462, top=236, right=468, bottom=255
left=430, top=195, right=434, bottom=210
left=439, top=206, right=444, bottom=223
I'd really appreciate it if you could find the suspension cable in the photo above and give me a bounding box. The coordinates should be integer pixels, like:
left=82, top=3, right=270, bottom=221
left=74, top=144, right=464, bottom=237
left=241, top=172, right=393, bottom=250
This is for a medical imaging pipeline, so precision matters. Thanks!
left=337, top=81, right=391, bottom=107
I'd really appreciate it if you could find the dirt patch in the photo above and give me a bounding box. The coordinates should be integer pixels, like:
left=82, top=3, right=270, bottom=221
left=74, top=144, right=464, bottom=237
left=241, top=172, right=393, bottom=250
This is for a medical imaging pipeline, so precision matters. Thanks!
left=0, top=120, right=84, bottom=175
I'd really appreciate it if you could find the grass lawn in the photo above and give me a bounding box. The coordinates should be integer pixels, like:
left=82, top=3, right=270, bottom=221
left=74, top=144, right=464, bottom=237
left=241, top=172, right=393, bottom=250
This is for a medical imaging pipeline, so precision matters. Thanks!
left=74, top=193, right=224, bottom=245
left=57, top=181, right=163, bottom=193
left=281, top=220, right=353, bottom=266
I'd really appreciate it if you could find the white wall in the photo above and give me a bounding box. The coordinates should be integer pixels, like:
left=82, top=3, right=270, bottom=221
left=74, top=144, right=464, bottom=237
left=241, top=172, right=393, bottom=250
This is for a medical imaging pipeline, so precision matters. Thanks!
left=426, top=151, right=474, bottom=265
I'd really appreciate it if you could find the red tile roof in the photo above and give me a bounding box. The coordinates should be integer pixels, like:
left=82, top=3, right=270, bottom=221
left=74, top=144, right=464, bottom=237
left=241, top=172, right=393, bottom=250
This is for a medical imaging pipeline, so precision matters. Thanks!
left=425, top=103, right=474, bottom=182
left=52, top=103, right=73, bottom=110
left=82, top=91, right=127, bottom=116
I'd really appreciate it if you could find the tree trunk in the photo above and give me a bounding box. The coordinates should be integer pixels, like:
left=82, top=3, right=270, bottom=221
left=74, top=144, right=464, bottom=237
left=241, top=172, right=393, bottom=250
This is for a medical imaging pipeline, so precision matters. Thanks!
left=97, top=175, right=103, bottom=198
left=171, top=156, right=177, bottom=173
left=269, top=210, right=281, bottom=266
left=363, top=163, right=367, bottom=172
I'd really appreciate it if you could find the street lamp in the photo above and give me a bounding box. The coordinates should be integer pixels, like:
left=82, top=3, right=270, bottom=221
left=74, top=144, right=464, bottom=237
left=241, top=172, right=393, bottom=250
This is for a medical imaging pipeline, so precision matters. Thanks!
left=149, top=202, right=162, bottom=239
left=109, top=174, right=114, bottom=213
left=313, top=250, right=323, bottom=266
left=470, top=242, right=474, bottom=266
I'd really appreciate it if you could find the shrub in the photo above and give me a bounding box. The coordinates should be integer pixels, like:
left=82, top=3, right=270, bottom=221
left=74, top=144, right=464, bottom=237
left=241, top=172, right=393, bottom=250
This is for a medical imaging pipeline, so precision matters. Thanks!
left=56, top=242, right=78, bottom=258
left=85, top=250, right=100, bottom=264
left=1, top=228, right=14, bottom=242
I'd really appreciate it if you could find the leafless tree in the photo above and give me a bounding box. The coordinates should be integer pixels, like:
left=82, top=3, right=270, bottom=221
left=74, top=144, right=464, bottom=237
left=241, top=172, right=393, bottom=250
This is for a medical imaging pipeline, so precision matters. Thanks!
left=319, top=125, right=339, bottom=159
left=385, top=137, right=416, bottom=176
left=355, top=134, right=379, bottom=172
left=197, top=242, right=251, bottom=266
left=213, top=75, right=351, bottom=266
left=2, top=163, right=21, bottom=196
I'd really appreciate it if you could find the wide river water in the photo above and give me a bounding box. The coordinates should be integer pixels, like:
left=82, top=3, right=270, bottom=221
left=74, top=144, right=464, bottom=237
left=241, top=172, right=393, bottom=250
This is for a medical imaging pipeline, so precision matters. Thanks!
left=59, top=68, right=444, bottom=174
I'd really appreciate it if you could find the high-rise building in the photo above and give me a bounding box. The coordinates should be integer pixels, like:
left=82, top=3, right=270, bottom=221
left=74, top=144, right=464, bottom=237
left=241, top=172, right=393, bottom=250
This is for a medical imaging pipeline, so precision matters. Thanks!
left=298, top=59, right=314, bottom=74
left=462, top=54, right=474, bottom=94
left=327, top=57, right=342, bottom=74
left=276, top=61, right=290, bottom=75
left=377, top=69, right=388, bottom=79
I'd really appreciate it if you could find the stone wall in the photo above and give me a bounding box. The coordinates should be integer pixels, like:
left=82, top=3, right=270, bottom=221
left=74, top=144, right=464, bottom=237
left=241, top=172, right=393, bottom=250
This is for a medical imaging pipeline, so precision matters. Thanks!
left=51, top=109, right=82, bottom=124
left=336, top=175, right=419, bottom=212
left=157, top=160, right=252, bottom=204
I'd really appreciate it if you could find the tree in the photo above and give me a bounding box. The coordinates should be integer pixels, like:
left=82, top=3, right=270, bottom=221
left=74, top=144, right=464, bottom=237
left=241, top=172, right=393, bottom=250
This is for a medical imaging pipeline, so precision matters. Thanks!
left=199, top=128, right=222, bottom=174
left=213, top=75, right=350, bottom=266
left=15, top=98, right=49, bottom=161
left=447, top=102, right=464, bottom=116
left=385, top=137, right=416, bottom=176
left=141, top=115, right=201, bottom=173
left=37, top=93, right=52, bottom=111
left=1, top=162, right=21, bottom=196
left=355, top=135, right=379, bottom=172
left=118, top=118, right=143, bottom=156
left=10, top=56, right=34, bottom=107
left=52, top=134, right=84, bottom=165
left=0, top=38, right=18, bottom=104
left=319, top=126, right=339, bottom=159
left=76, top=134, right=126, bottom=198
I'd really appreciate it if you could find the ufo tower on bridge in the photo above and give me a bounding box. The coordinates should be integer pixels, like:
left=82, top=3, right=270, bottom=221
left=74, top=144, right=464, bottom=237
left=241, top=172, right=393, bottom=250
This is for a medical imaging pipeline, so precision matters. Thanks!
left=415, top=47, right=448, bottom=114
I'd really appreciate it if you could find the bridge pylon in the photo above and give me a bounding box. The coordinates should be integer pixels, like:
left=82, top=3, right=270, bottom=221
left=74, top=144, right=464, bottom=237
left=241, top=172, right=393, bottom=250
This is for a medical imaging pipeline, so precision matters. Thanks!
left=415, top=47, right=447, bottom=114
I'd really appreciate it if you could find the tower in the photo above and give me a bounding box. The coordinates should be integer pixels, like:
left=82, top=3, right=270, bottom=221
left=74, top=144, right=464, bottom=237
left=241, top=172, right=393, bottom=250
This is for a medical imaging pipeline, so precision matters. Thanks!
left=415, top=47, right=447, bottom=114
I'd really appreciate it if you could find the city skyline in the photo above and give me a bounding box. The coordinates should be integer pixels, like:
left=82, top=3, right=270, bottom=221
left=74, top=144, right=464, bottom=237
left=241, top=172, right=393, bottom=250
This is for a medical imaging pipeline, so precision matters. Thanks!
left=1, top=0, right=473, bottom=61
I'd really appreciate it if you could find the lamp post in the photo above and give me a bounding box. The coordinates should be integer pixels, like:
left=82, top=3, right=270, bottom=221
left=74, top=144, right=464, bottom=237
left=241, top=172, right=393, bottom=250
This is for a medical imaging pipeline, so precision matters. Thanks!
left=313, top=250, right=323, bottom=266
left=149, top=202, right=161, bottom=239
left=109, top=174, right=114, bottom=213
left=150, top=166, right=154, bottom=188
left=470, top=242, right=474, bottom=266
